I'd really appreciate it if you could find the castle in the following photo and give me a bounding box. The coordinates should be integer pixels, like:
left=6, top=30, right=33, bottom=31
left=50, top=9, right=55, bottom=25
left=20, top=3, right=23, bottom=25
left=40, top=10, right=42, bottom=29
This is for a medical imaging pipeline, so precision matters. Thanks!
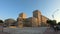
left=17, top=10, right=49, bottom=27
left=0, top=10, right=49, bottom=28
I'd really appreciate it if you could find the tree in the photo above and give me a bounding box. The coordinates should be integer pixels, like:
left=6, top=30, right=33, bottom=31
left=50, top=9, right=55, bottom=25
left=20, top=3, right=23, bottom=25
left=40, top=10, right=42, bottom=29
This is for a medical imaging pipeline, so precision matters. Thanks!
left=0, top=20, right=4, bottom=32
left=47, top=20, right=57, bottom=29
left=47, top=20, right=52, bottom=25
left=4, top=18, right=16, bottom=27
left=58, top=22, right=60, bottom=25
left=52, top=20, right=57, bottom=25
left=47, top=20, right=57, bottom=25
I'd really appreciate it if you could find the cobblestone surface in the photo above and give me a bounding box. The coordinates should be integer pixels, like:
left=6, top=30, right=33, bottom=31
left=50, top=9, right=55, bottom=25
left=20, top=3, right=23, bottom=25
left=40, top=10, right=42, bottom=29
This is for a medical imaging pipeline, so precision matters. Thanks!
left=1, top=27, right=47, bottom=34
left=0, top=32, right=10, bottom=34
left=43, top=28, right=60, bottom=34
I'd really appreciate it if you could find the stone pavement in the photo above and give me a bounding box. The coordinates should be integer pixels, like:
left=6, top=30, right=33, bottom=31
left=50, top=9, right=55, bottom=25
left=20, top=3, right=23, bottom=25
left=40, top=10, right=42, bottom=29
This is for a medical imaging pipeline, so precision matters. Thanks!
left=43, top=28, right=60, bottom=34
left=2, top=27, right=47, bottom=34
left=0, top=32, right=10, bottom=34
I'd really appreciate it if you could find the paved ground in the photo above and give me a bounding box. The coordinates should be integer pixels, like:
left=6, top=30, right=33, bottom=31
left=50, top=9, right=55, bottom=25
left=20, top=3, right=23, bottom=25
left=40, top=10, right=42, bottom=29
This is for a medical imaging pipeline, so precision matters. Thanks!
left=43, top=28, right=60, bottom=34
left=0, top=27, right=47, bottom=34
left=2, top=27, right=60, bottom=34
left=0, top=32, right=10, bottom=34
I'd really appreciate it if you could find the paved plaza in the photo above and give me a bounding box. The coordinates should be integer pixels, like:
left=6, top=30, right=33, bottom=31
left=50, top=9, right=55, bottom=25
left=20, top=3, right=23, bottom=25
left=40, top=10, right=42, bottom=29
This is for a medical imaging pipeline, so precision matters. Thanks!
left=0, top=27, right=47, bottom=34
left=43, top=28, right=60, bottom=34
left=0, top=27, right=60, bottom=34
left=0, top=32, right=9, bottom=34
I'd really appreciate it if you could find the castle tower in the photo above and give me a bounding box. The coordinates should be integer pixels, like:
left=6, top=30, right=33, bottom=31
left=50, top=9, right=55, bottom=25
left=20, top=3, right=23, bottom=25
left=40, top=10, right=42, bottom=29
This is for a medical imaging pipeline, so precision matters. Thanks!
left=17, top=12, right=27, bottom=28
left=19, top=12, right=27, bottom=18
left=33, top=10, right=42, bottom=26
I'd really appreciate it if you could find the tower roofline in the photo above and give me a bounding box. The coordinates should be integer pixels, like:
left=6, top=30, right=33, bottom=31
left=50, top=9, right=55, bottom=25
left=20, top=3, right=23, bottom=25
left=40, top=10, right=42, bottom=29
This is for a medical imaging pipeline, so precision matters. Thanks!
left=33, top=10, right=41, bottom=13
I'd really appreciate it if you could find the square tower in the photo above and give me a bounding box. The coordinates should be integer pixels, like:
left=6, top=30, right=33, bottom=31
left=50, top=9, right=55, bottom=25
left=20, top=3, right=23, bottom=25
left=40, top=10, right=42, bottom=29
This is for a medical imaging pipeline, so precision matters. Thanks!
left=33, top=10, right=42, bottom=26
left=19, top=12, right=27, bottom=18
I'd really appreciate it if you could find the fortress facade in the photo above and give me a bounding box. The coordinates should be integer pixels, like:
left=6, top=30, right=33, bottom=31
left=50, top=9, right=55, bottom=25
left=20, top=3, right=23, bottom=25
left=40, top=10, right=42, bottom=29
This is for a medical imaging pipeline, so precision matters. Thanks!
left=17, top=10, right=49, bottom=27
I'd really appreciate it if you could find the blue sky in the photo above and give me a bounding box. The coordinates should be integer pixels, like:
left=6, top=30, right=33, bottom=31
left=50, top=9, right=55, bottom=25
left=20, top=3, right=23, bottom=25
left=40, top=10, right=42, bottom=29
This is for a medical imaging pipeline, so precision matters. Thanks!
left=0, top=0, right=60, bottom=22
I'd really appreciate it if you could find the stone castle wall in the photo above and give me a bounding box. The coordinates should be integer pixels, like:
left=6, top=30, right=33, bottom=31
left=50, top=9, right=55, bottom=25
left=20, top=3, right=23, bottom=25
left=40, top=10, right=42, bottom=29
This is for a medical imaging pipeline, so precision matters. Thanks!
left=17, top=10, right=49, bottom=27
